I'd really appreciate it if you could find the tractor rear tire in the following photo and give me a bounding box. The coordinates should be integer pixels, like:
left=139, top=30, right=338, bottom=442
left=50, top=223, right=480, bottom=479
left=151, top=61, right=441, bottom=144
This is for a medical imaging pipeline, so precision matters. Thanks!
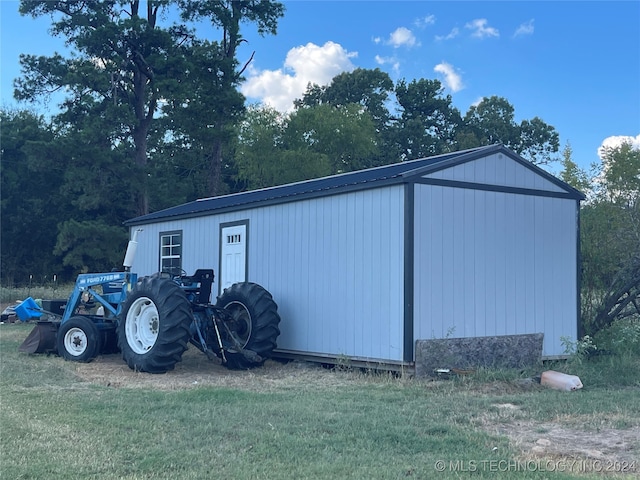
left=118, top=274, right=193, bottom=374
left=57, top=316, right=102, bottom=363
left=216, top=282, right=281, bottom=369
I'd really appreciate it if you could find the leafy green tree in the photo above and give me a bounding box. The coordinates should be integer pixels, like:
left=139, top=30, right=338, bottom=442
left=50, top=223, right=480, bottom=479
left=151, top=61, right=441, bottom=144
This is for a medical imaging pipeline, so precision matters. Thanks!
left=598, top=141, right=640, bottom=206
left=518, top=116, right=560, bottom=165
left=156, top=38, right=244, bottom=202
left=0, top=110, right=65, bottom=284
left=393, top=78, right=462, bottom=159
left=559, top=141, right=591, bottom=193
left=295, top=68, right=396, bottom=166
left=581, top=141, right=640, bottom=335
left=54, top=107, right=138, bottom=223
left=176, top=0, right=285, bottom=196
left=294, top=74, right=561, bottom=167
left=146, top=126, right=211, bottom=210
left=233, top=105, right=323, bottom=189
left=235, top=103, right=380, bottom=189
left=1, top=106, right=133, bottom=281
left=296, top=68, right=393, bottom=130
left=47, top=112, right=133, bottom=273
left=16, top=0, right=185, bottom=216
left=285, top=103, right=379, bottom=174
left=460, top=96, right=518, bottom=148
left=460, top=96, right=559, bottom=165
left=54, top=219, right=128, bottom=273
left=15, top=0, right=284, bottom=211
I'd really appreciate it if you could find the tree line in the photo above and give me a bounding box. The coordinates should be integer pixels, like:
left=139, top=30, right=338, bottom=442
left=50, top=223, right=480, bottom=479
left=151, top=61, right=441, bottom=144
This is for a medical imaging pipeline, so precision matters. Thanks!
left=1, top=1, right=638, bottom=336
left=566, top=142, right=640, bottom=336
left=1, top=90, right=560, bottom=278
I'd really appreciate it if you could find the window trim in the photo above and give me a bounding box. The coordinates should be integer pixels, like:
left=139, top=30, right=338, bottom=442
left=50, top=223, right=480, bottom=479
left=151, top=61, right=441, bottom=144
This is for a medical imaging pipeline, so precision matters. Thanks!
left=159, top=230, right=183, bottom=274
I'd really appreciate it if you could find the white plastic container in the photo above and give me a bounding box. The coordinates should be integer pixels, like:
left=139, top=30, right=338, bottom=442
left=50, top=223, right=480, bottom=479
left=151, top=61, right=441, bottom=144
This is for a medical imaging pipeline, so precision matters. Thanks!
left=541, top=370, right=583, bottom=391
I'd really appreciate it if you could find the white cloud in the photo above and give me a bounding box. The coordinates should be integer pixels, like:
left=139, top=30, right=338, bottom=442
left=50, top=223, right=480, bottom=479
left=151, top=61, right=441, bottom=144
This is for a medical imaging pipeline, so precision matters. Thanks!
left=435, top=27, right=459, bottom=41
left=513, top=19, right=535, bottom=37
left=434, top=62, right=464, bottom=92
left=375, top=54, right=400, bottom=75
left=241, top=41, right=357, bottom=112
left=597, top=134, right=640, bottom=159
left=471, top=96, right=485, bottom=107
left=415, top=14, right=436, bottom=28
left=465, top=18, right=499, bottom=39
left=387, top=27, right=419, bottom=48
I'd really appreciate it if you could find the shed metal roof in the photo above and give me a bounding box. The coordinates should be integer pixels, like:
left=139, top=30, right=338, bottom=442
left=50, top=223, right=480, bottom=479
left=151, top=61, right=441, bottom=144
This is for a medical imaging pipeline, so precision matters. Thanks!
left=125, top=144, right=584, bottom=226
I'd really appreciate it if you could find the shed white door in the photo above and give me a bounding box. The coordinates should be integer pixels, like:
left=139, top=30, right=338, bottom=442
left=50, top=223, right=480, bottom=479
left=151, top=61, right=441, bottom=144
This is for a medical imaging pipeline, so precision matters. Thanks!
left=220, top=224, right=247, bottom=292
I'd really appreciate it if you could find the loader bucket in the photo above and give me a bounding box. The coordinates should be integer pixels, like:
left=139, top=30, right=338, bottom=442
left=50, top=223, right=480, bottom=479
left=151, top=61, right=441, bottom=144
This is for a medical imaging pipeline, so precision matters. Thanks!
left=19, top=322, right=59, bottom=354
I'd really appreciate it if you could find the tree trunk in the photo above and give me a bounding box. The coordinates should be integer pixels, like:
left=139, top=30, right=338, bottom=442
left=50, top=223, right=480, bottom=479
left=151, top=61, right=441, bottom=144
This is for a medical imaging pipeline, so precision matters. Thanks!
left=132, top=66, right=150, bottom=216
left=132, top=125, right=149, bottom=216
left=590, top=257, right=640, bottom=334
left=129, top=0, right=159, bottom=216
left=208, top=138, right=223, bottom=197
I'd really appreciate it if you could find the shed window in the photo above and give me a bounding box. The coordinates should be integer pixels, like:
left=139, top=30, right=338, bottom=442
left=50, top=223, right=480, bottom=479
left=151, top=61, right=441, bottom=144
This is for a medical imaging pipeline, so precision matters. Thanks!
left=227, top=234, right=242, bottom=244
left=160, top=231, right=182, bottom=274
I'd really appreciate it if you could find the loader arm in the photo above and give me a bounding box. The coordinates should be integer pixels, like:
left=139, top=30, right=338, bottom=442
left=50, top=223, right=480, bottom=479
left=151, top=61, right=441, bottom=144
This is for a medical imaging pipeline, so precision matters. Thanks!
left=62, top=272, right=137, bottom=323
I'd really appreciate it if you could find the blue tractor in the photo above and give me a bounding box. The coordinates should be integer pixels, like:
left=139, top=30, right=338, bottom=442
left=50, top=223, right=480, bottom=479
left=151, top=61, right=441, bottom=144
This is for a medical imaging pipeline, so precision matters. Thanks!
left=18, top=231, right=281, bottom=373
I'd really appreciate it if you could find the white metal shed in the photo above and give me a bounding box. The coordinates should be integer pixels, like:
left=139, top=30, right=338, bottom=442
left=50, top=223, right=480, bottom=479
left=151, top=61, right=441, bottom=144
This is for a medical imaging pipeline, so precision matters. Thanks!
left=125, top=145, right=584, bottom=365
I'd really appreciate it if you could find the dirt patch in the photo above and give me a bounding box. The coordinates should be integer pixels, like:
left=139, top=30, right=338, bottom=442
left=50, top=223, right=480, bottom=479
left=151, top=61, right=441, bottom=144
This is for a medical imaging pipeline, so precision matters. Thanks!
left=71, top=346, right=372, bottom=392
left=481, top=403, right=640, bottom=474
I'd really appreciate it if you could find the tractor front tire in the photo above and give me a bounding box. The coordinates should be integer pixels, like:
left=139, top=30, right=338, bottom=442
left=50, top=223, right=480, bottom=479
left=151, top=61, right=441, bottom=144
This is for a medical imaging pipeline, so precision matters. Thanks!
left=57, top=316, right=102, bottom=363
left=216, top=282, right=281, bottom=369
left=118, top=274, right=193, bottom=374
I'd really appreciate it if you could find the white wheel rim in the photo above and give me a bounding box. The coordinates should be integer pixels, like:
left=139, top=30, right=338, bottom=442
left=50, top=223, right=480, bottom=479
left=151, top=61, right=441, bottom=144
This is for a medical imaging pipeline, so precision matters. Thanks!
left=63, top=327, right=88, bottom=357
left=224, top=301, right=252, bottom=351
left=126, top=297, right=159, bottom=354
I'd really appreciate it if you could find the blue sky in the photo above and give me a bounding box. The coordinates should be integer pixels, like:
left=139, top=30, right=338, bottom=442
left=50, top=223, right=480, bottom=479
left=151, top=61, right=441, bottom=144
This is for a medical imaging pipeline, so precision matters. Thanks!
left=2, top=1, right=639, bottom=173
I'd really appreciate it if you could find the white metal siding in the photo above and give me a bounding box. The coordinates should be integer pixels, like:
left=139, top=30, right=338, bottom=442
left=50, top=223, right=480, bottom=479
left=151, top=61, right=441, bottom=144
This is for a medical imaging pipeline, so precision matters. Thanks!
left=252, top=187, right=406, bottom=361
left=130, top=185, right=406, bottom=362
left=424, top=152, right=566, bottom=193
left=413, top=183, right=578, bottom=357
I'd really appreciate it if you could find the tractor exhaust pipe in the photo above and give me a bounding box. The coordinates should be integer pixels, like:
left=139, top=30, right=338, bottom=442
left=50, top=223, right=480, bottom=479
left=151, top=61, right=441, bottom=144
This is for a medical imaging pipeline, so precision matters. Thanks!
left=123, top=228, right=143, bottom=270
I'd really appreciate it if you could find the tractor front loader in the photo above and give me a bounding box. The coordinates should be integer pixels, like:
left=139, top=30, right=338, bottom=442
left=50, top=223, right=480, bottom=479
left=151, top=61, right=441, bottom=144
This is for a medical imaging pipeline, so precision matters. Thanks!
left=18, top=231, right=281, bottom=373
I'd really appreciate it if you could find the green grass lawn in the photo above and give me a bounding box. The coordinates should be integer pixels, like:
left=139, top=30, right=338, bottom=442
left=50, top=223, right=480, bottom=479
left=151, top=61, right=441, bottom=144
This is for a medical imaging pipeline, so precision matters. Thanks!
left=1, top=322, right=639, bottom=480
